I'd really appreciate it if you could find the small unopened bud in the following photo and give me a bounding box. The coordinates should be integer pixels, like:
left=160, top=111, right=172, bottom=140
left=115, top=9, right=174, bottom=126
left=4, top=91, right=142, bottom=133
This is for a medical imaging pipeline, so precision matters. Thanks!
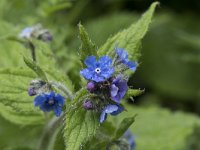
left=30, top=79, right=46, bottom=88
left=38, top=31, right=53, bottom=42
left=83, top=100, right=93, bottom=110
left=28, top=87, right=37, bottom=96
left=28, top=79, right=48, bottom=96
left=87, top=81, right=96, bottom=92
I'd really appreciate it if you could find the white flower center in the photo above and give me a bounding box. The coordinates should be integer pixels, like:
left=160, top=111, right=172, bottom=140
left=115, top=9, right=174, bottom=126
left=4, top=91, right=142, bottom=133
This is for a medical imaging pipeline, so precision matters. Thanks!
left=95, top=68, right=101, bottom=74
left=48, top=99, right=54, bottom=105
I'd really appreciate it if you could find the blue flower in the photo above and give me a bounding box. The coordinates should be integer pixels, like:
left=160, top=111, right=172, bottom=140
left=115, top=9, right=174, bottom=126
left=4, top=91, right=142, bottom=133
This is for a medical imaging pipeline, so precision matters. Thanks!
left=34, top=91, right=65, bottom=117
left=123, top=130, right=135, bottom=150
left=80, top=56, right=114, bottom=82
left=110, top=77, right=128, bottom=103
left=115, top=47, right=138, bottom=71
left=19, top=27, right=34, bottom=39
left=100, top=104, right=124, bottom=123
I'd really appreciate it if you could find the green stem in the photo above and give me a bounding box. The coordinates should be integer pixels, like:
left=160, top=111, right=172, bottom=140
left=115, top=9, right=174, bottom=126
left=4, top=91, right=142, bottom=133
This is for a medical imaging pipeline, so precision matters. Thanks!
left=28, top=41, right=36, bottom=62
left=37, top=114, right=64, bottom=150
left=50, top=81, right=74, bottom=100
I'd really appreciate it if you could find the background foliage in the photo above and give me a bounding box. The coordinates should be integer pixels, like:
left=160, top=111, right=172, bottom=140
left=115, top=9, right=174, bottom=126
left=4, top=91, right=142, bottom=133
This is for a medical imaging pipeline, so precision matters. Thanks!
left=0, top=0, right=200, bottom=150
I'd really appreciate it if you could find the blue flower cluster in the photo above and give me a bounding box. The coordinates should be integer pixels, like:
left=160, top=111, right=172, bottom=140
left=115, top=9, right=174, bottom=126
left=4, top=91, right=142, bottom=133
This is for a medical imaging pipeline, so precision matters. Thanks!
left=80, top=47, right=137, bottom=123
left=28, top=80, right=65, bottom=117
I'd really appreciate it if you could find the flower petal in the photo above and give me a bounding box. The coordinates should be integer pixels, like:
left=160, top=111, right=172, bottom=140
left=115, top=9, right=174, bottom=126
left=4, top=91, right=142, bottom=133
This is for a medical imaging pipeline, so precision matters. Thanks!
left=127, top=61, right=137, bottom=71
left=110, top=78, right=128, bottom=103
left=98, top=56, right=112, bottom=67
left=80, top=69, right=93, bottom=80
left=104, top=104, right=119, bottom=113
left=101, top=67, right=114, bottom=79
left=92, top=74, right=105, bottom=82
left=55, top=94, right=65, bottom=106
left=111, top=84, right=119, bottom=97
left=40, top=102, right=53, bottom=112
left=115, top=47, right=128, bottom=62
left=19, top=27, right=33, bottom=38
left=34, top=95, right=46, bottom=106
left=99, top=111, right=107, bottom=123
left=54, top=106, right=62, bottom=117
left=110, top=105, right=124, bottom=116
left=84, top=56, right=96, bottom=68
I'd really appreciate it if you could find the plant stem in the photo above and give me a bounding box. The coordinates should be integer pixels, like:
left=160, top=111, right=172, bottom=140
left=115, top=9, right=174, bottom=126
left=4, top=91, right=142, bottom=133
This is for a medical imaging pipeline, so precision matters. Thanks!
left=50, top=81, right=74, bottom=100
left=37, top=114, right=64, bottom=150
left=28, top=41, right=36, bottom=62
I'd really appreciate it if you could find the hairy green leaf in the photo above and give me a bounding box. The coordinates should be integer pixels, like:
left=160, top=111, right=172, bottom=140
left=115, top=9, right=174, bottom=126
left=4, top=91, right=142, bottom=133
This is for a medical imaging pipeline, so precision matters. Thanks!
left=113, top=115, right=136, bottom=140
left=23, top=56, right=48, bottom=81
left=0, top=68, right=44, bottom=125
left=32, top=40, right=75, bottom=94
left=79, top=23, right=97, bottom=64
left=124, top=89, right=144, bottom=99
left=64, top=89, right=99, bottom=150
left=116, top=104, right=200, bottom=150
left=98, top=2, right=158, bottom=62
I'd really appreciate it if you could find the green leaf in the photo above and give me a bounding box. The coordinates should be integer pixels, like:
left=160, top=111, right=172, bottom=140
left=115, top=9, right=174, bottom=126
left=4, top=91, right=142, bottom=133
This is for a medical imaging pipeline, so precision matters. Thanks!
left=0, top=116, right=42, bottom=150
left=64, top=89, right=99, bottom=150
left=124, top=89, right=144, bottom=99
left=114, top=104, right=200, bottom=150
left=24, top=41, right=75, bottom=97
left=79, top=23, right=97, bottom=64
left=43, top=2, right=72, bottom=16
left=98, top=2, right=158, bottom=62
left=23, top=56, right=48, bottom=82
left=113, top=115, right=136, bottom=140
left=0, top=68, right=44, bottom=125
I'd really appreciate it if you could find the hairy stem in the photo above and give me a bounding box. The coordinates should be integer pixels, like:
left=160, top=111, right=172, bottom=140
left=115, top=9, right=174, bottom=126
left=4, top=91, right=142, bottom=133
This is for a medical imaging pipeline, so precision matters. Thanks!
left=50, top=81, right=74, bottom=100
left=28, top=41, right=36, bottom=62
left=37, top=114, right=64, bottom=150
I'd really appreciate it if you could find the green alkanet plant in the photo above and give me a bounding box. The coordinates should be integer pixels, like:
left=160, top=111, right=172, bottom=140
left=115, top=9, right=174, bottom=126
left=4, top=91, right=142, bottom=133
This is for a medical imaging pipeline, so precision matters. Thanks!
left=0, top=2, right=158, bottom=150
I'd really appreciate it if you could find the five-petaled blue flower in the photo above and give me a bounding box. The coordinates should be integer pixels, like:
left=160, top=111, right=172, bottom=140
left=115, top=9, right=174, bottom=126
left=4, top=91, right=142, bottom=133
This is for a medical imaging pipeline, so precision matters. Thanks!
left=34, top=91, right=65, bottom=117
left=80, top=56, right=114, bottom=82
left=100, top=104, right=124, bottom=123
left=110, top=76, right=128, bottom=103
left=115, top=47, right=138, bottom=71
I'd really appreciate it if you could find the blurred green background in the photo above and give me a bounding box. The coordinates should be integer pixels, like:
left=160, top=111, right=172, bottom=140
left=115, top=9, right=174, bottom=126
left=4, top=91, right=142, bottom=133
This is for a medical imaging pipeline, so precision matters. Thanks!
left=0, top=0, right=200, bottom=150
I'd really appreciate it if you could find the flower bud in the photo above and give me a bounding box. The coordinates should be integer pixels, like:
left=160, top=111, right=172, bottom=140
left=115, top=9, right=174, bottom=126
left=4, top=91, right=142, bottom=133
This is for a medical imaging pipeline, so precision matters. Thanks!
left=87, top=81, right=96, bottom=92
left=28, top=87, right=37, bottom=96
left=83, top=100, right=93, bottom=110
left=28, top=79, right=48, bottom=96
left=38, top=31, right=53, bottom=42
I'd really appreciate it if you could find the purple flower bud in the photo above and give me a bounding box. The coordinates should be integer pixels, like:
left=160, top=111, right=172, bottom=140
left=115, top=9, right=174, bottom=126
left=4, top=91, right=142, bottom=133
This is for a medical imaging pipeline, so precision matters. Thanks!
left=83, top=100, right=93, bottom=110
left=28, top=87, right=37, bottom=96
left=87, top=81, right=96, bottom=92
